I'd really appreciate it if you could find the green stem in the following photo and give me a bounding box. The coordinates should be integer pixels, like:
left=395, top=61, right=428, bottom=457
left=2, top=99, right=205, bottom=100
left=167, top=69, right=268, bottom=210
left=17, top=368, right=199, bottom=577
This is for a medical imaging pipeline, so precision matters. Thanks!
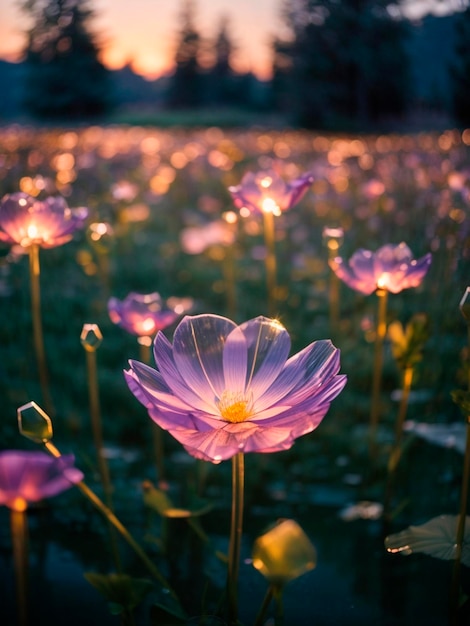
left=449, top=323, right=470, bottom=624
left=139, top=339, right=166, bottom=484
left=29, top=243, right=54, bottom=416
left=394, top=367, right=414, bottom=448
left=262, top=210, right=277, bottom=318
left=369, top=288, right=388, bottom=459
left=85, top=348, right=122, bottom=572
left=384, top=366, right=414, bottom=522
left=223, top=244, right=237, bottom=321
left=329, top=271, right=340, bottom=332
left=273, top=585, right=284, bottom=626
left=10, top=507, right=29, bottom=626
left=450, top=421, right=470, bottom=624
left=253, top=585, right=274, bottom=626
left=43, top=441, right=178, bottom=600
left=227, top=452, right=244, bottom=625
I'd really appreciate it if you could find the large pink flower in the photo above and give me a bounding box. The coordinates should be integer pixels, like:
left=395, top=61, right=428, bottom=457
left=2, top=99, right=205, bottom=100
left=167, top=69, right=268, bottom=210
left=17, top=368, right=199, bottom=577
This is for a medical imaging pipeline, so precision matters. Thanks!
left=108, top=292, right=189, bottom=337
left=0, top=450, right=83, bottom=511
left=330, top=243, right=432, bottom=295
left=0, top=192, right=88, bottom=249
left=228, top=169, right=313, bottom=216
left=125, top=315, right=346, bottom=463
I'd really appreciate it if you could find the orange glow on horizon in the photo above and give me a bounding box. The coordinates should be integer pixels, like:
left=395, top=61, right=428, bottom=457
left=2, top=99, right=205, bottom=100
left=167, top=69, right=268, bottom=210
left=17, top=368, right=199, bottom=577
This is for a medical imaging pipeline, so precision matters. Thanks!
left=1, top=0, right=277, bottom=82
left=100, top=47, right=174, bottom=80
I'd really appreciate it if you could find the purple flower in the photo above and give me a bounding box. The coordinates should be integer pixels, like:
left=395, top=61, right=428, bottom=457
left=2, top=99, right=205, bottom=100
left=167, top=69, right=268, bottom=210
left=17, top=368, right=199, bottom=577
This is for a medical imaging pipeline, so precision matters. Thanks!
left=0, top=192, right=88, bottom=249
left=108, top=292, right=192, bottom=337
left=125, top=314, right=346, bottom=463
left=329, top=243, right=432, bottom=295
left=0, top=450, right=83, bottom=511
left=228, top=169, right=313, bottom=216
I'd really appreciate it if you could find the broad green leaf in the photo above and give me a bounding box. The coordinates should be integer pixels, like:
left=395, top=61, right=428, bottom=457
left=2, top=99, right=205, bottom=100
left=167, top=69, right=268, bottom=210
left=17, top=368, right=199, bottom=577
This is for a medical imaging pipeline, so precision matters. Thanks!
left=150, top=593, right=189, bottom=624
left=451, top=389, right=470, bottom=417
left=385, top=515, right=470, bottom=566
left=84, top=572, right=153, bottom=614
left=143, top=481, right=213, bottom=518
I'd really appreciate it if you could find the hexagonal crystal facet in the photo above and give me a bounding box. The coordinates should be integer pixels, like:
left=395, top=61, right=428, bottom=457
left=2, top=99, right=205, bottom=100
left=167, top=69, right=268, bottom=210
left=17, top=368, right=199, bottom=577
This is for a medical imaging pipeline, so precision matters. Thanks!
left=17, top=401, right=53, bottom=442
left=460, top=287, right=470, bottom=322
left=80, top=324, right=103, bottom=351
left=251, top=519, right=317, bottom=585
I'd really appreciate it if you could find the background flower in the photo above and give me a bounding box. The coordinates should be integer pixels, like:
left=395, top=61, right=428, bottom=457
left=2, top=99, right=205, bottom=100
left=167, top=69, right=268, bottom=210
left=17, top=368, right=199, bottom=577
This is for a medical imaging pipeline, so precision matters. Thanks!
left=125, top=314, right=346, bottom=463
left=0, top=450, right=83, bottom=511
left=228, top=169, right=313, bottom=216
left=108, top=292, right=193, bottom=337
left=0, top=192, right=88, bottom=248
left=329, top=243, right=432, bottom=295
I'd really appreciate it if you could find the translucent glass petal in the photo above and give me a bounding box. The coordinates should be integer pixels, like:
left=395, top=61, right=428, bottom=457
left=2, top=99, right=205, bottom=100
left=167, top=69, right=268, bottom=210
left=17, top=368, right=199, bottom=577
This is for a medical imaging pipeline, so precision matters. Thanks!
left=241, top=317, right=291, bottom=399
left=172, top=315, right=236, bottom=400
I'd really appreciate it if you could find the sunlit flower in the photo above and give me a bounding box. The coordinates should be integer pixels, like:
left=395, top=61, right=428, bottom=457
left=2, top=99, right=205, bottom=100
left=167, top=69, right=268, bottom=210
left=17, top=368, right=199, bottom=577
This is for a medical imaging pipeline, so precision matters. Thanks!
left=228, top=169, right=313, bottom=216
left=329, top=243, right=431, bottom=295
left=0, top=450, right=83, bottom=512
left=125, top=314, right=346, bottom=463
left=108, top=292, right=190, bottom=337
left=0, top=192, right=88, bottom=248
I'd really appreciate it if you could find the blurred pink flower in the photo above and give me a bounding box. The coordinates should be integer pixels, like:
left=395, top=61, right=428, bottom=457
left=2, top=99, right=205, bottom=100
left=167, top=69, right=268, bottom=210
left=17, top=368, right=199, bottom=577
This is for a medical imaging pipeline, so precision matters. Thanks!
left=0, top=192, right=88, bottom=249
left=180, top=220, right=236, bottom=255
left=0, top=450, right=83, bottom=512
left=330, top=243, right=431, bottom=295
left=228, top=169, right=313, bottom=216
left=125, top=314, right=346, bottom=463
left=108, top=292, right=192, bottom=337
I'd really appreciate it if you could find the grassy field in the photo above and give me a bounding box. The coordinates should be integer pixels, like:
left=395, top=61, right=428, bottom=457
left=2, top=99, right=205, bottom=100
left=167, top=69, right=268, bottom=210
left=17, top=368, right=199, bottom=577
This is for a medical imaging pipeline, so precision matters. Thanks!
left=1, top=123, right=470, bottom=624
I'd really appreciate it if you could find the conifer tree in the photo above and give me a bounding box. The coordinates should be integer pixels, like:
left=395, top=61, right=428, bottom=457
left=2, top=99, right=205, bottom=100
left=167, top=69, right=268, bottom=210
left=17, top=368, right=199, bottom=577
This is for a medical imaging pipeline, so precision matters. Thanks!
left=451, top=7, right=470, bottom=125
left=22, top=0, right=112, bottom=119
left=168, top=0, right=203, bottom=108
left=272, top=0, right=409, bottom=129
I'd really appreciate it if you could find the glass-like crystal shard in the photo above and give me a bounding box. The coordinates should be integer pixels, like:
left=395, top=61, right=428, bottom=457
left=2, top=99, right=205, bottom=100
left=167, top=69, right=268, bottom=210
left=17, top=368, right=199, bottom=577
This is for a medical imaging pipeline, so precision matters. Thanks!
left=251, top=519, right=317, bottom=586
left=80, top=323, right=103, bottom=351
left=459, top=287, right=470, bottom=322
left=17, top=401, right=53, bottom=442
left=322, top=226, right=344, bottom=252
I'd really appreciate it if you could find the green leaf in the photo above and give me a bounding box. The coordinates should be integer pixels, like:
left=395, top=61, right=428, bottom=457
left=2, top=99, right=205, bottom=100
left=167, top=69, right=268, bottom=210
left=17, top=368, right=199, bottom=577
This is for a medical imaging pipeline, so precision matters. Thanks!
left=150, top=593, right=188, bottom=624
left=385, top=515, right=470, bottom=566
left=143, top=481, right=213, bottom=518
left=84, top=572, right=153, bottom=614
left=451, top=389, right=470, bottom=416
left=388, top=313, right=430, bottom=370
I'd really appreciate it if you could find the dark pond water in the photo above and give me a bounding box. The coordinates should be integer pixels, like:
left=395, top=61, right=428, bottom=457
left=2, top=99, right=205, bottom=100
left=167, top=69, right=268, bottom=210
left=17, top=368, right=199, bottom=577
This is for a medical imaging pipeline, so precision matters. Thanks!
left=1, top=436, right=469, bottom=626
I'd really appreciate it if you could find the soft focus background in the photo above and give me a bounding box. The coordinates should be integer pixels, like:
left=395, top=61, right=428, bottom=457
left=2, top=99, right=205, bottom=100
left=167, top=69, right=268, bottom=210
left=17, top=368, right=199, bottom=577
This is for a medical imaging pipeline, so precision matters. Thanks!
left=0, top=0, right=469, bottom=130
left=1, top=2, right=470, bottom=626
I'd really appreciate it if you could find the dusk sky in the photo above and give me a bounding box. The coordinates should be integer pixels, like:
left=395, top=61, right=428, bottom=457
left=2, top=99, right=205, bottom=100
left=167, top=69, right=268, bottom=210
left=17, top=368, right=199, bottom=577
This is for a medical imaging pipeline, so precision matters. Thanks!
left=0, top=0, right=284, bottom=80
left=0, top=0, right=460, bottom=80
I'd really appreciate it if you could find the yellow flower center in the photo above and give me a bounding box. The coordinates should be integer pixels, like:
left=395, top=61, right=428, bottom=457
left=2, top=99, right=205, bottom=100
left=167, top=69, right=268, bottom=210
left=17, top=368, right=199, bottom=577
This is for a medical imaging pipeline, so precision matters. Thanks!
left=218, top=390, right=253, bottom=423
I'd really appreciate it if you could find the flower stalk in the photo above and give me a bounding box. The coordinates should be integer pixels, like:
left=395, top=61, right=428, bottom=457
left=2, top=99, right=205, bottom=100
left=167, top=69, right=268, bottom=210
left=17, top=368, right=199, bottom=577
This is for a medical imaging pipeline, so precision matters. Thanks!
left=262, top=210, right=277, bottom=318
left=450, top=303, right=470, bottom=624
left=81, top=325, right=122, bottom=572
left=383, top=366, right=414, bottom=522
left=369, top=288, right=388, bottom=458
left=43, top=440, right=176, bottom=597
left=29, top=243, right=54, bottom=416
left=10, top=506, right=28, bottom=626
left=227, top=452, right=244, bottom=625
left=139, top=337, right=166, bottom=484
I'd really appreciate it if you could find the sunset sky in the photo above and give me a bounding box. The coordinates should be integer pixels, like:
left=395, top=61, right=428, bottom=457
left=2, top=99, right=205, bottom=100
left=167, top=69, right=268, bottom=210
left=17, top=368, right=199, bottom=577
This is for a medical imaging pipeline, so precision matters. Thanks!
left=0, top=0, right=459, bottom=81
left=0, top=0, right=284, bottom=80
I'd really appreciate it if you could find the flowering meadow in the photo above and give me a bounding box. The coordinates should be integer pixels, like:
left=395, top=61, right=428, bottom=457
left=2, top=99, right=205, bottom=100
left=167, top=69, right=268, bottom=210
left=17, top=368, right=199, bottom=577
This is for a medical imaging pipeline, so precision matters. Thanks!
left=1, top=124, right=470, bottom=626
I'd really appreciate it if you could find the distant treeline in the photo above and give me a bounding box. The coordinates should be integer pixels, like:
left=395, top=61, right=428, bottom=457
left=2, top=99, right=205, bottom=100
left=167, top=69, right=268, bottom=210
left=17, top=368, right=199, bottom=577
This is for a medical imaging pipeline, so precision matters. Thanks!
left=1, top=0, right=469, bottom=130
